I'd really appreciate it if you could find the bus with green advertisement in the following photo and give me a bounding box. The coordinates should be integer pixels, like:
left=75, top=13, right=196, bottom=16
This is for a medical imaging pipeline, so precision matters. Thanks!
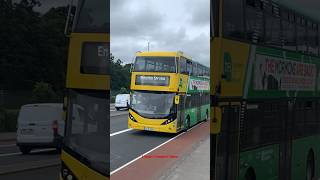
left=128, top=51, right=210, bottom=133
left=211, top=0, right=320, bottom=179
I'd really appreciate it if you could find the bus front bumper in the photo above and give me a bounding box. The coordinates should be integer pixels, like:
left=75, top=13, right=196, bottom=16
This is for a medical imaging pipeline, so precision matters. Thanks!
left=128, top=119, right=178, bottom=133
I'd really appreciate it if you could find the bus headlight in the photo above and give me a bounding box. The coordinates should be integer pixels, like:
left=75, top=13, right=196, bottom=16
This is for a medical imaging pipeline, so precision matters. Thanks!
left=62, top=168, right=69, bottom=177
left=61, top=162, right=77, bottom=180
left=129, top=113, right=137, bottom=122
left=67, top=175, right=73, bottom=180
left=161, top=118, right=175, bottom=125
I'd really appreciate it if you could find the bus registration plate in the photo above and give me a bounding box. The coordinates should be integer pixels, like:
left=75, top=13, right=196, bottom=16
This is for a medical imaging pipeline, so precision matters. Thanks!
left=144, top=127, right=153, bottom=131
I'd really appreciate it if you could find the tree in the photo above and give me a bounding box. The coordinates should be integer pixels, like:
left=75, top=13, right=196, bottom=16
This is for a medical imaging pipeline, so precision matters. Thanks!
left=0, top=0, right=67, bottom=95
left=119, top=87, right=128, bottom=94
left=31, top=82, right=58, bottom=103
left=110, top=53, right=131, bottom=92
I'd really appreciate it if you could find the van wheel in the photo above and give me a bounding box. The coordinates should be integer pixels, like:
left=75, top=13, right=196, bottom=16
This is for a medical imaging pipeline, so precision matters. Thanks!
left=19, top=146, right=31, bottom=154
left=116, top=107, right=120, bottom=111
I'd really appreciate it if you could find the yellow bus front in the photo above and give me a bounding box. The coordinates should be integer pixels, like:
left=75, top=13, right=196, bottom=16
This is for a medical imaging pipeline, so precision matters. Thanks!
left=128, top=52, right=188, bottom=133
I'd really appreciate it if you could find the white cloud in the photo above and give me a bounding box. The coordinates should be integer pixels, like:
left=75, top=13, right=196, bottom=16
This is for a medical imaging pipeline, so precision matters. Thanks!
left=110, top=0, right=210, bottom=66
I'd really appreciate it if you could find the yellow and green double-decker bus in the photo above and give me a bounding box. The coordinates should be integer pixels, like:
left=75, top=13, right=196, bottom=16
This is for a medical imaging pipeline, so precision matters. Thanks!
left=60, top=0, right=109, bottom=179
left=128, top=51, right=210, bottom=133
left=211, top=0, right=320, bottom=180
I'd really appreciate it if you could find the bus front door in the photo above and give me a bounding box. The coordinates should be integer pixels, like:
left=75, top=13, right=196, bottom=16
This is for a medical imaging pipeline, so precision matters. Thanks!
left=177, top=94, right=186, bottom=131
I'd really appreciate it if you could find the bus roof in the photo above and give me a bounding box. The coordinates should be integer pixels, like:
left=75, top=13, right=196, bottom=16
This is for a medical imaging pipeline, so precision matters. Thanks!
left=136, top=51, right=192, bottom=60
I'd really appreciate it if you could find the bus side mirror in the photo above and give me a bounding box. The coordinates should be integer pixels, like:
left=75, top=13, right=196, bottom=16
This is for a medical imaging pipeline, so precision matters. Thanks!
left=174, top=95, right=180, bottom=104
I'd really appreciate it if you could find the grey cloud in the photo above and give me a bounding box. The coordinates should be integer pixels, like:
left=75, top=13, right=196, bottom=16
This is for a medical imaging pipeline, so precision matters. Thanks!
left=187, top=0, right=210, bottom=26
left=111, top=0, right=209, bottom=67
left=111, top=2, right=164, bottom=38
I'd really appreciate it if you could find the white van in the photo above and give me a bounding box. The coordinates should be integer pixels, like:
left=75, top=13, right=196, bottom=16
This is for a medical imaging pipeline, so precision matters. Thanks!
left=115, top=94, right=130, bottom=110
left=16, top=103, right=64, bottom=154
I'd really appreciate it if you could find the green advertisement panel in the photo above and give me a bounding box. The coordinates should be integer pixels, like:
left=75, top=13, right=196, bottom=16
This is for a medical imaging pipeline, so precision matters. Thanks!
left=187, top=76, right=210, bottom=93
left=246, top=46, right=320, bottom=98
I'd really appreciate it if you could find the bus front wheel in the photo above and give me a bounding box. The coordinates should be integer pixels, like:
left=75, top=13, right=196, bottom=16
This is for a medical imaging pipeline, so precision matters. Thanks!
left=185, top=116, right=190, bottom=131
left=306, top=150, right=315, bottom=180
left=245, top=168, right=256, bottom=180
left=205, top=110, right=208, bottom=121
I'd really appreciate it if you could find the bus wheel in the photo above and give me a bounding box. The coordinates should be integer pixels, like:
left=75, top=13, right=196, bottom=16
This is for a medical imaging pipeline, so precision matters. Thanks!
left=185, top=116, right=190, bottom=131
left=306, top=150, right=315, bottom=180
left=205, top=110, right=208, bottom=121
left=245, top=168, right=256, bottom=180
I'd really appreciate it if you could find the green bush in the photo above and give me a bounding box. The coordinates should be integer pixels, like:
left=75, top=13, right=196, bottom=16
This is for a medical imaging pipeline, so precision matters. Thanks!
left=111, top=96, right=116, bottom=103
left=32, top=82, right=58, bottom=103
left=0, top=109, right=19, bottom=132
left=0, top=108, right=5, bottom=132
left=119, top=87, right=128, bottom=94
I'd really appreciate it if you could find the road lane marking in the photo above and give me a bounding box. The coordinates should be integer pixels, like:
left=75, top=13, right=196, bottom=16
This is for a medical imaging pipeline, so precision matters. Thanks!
left=0, top=152, right=20, bottom=157
left=110, top=129, right=133, bottom=137
left=0, top=159, right=60, bottom=175
left=0, top=148, right=56, bottom=157
left=110, top=121, right=205, bottom=175
left=0, top=144, right=16, bottom=148
left=110, top=111, right=128, bottom=117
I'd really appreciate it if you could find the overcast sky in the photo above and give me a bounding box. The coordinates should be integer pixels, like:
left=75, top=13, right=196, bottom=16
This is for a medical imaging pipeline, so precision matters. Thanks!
left=110, top=0, right=210, bottom=66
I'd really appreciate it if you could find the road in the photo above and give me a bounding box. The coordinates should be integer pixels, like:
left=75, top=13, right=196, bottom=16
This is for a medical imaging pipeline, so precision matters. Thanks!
left=0, top=166, right=60, bottom=180
left=110, top=113, right=177, bottom=173
left=0, top=145, right=60, bottom=180
left=0, top=105, right=190, bottom=179
left=0, top=105, right=126, bottom=180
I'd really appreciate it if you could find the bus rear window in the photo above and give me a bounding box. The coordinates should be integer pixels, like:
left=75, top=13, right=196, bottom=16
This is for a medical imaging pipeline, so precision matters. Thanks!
left=133, top=57, right=176, bottom=73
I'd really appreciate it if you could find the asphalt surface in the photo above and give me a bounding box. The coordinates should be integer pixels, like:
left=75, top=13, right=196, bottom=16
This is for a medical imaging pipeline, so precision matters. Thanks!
left=0, top=107, right=179, bottom=179
left=0, top=144, right=19, bottom=154
left=0, top=106, right=123, bottom=179
left=110, top=124, right=177, bottom=172
left=0, top=165, right=60, bottom=180
left=110, top=110, right=129, bottom=134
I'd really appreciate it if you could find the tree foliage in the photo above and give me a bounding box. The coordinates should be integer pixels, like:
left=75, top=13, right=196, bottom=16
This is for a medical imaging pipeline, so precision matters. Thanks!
left=31, top=81, right=57, bottom=103
left=0, top=0, right=67, bottom=95
left=0, top=0, right=131, bottom=99
left=110, top=53, right=131, bottom=92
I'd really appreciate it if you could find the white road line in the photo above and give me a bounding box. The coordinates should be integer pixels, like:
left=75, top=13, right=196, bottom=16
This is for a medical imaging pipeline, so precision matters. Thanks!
left=110, top=121, right=205, bottom=175
left=0, top=152, right=20, bottom=157
left=110, top=111, right=128, bottom=117
left=0, top=148, right=56, bottom=157
left=110, top=129, right=133, bottom=137
left=0, top=144, right=16, bottom=148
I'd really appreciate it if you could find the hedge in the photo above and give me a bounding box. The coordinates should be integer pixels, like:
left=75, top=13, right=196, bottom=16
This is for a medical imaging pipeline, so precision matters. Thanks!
left=0, top=109, right=19, bottom=132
